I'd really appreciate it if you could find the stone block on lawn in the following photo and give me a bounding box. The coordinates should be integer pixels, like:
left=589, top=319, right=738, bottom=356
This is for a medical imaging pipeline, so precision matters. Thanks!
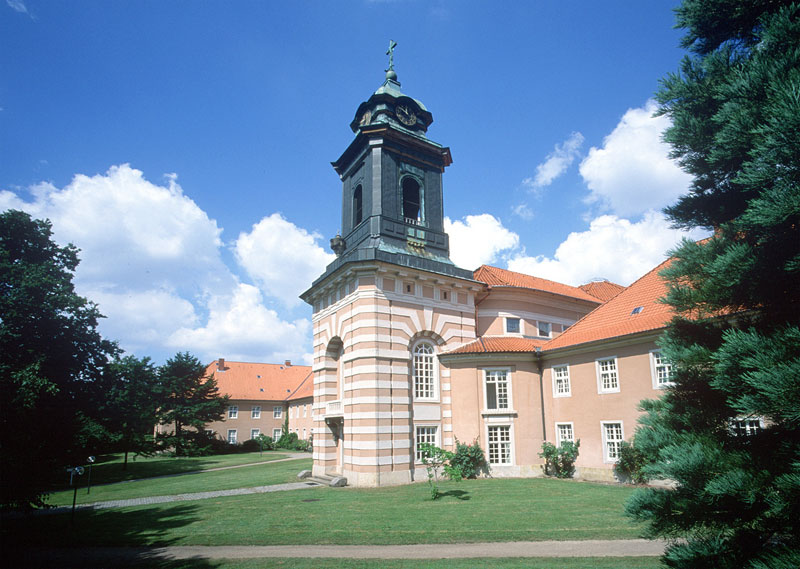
left=297, top=470, right=312, bottom=479
left=330, top=476, right=347, bottom=487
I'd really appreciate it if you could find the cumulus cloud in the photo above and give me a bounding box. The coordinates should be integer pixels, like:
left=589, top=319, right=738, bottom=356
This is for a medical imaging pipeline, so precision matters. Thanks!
left=234, top=213, right=335, bottom=308
left=579, top=100, right=691, bottom=217
left=444, top=214, right=520, bottom=271
left=169, top=283, right=312, bottom=364
left=523, top=132, right=585, bottom=191
left=1, top=164, right=318, bottom=363
left=508, top=211, right=706, bottom=286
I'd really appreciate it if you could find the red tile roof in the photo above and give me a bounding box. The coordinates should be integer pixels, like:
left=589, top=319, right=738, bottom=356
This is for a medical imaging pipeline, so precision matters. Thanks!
left=543, top=258, right=674, bottom=351
left=206, top=360, right=313, bottom=401
left=579, top=280, right=626, bottom=302
left=474, top=265, right=601, bottom=303
left=444, top=336, right=548, bottom=355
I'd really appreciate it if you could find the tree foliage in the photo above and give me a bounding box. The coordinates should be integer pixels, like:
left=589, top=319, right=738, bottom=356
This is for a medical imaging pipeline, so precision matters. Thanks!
left=0, top=210, right=117, bottom=508
left=538, top=440, right=580, bottom=479
left=156, top=352, right=229, bottom=456
left=627, top=2, right=800, bottom=567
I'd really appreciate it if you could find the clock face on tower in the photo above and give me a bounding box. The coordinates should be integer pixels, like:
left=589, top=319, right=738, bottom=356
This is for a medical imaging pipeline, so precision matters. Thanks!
left=395, top=104, right=417, bottom=127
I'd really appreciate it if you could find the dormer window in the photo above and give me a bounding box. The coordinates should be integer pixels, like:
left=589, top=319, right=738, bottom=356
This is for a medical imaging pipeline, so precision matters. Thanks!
left=402, top=177, right=422, bottom=224
left=631, top=306, right=644, bottom=315
left=353, top=185, right=363, bottom=226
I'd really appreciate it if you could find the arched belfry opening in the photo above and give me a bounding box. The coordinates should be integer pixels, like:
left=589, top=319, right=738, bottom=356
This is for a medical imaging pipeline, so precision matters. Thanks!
left=402, top=177, right=422, bottom=225
left=353, top=185, right=363, bottom=227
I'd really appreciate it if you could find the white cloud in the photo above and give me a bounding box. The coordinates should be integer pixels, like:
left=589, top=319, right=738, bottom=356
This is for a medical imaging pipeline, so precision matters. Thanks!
left=507, top=211, right=707, bottom=286
left=579, top=100, right=691, bottom=217
left=523, top=132, right=584, bottom=190
left=1, top=164, right=317, bottom=363
left=512, top=203, right=534, bottom=220
left=6, top=0, right=29, bottom=14
left=444, top=214, right=519, bottom=271
left=234, top=213, right=335, bottom=308
left=169, top=283, right=312, bottom=365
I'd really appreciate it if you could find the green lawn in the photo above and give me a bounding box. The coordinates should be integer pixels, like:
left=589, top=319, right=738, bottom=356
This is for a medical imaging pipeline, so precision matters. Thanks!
left=52, top=451, right=300, bottom=490
left=47, top=457, right=313, bottom=506
left=6, top=476, right=646, bottom=548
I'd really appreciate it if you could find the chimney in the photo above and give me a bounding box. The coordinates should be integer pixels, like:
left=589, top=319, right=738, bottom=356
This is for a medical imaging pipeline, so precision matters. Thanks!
left=284, top=360, right=292, bottom=367
left=217, top=358, right=225, bottom=371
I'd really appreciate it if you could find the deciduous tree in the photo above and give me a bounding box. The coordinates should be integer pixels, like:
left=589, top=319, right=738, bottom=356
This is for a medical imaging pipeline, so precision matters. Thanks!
left=0, top=210, right=117, bottom=508
left=626, top=2, right=800, bottom=567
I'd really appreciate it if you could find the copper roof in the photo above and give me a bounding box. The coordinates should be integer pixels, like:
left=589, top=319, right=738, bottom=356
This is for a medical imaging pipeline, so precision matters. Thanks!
left=207, top=360, right=313, bottom=401
left=444, top=336, right=548, bottom=355
left=474, top=265, right=601, bottom=303
left=543, top=258, right=674, bottom=351
left=579, top=280, right=626, bottom=302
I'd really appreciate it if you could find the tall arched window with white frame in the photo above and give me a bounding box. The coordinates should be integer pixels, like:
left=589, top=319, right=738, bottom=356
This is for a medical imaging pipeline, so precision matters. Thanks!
left=412, top=341, right=437, bottom=401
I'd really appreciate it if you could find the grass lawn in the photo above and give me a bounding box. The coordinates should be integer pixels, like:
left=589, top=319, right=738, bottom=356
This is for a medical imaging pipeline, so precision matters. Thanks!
left=46, top=457, right=313, bottom=506
left=50, top=451, right=301, bottom=490
left=5, top=477, right=646, bottom=548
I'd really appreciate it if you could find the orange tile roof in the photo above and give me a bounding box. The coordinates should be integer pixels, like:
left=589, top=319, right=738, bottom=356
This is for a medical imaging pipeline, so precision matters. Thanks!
left=206, top=360, right=312, bottom=401
left=474, top=265, right=601, bottom=303
left=543, top=258, right=674, bottom=351
left=579, top=280, right=626, bottom=302
left=444, top=336, right=548, bottom=355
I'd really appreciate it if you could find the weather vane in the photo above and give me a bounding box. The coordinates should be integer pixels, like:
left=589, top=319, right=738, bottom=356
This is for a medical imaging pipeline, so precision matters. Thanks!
left=386, top=40, right=397, bottom=73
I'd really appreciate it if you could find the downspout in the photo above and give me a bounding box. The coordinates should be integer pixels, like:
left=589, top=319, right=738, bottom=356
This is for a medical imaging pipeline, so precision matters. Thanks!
left=536, top=346, right=547, bottom=443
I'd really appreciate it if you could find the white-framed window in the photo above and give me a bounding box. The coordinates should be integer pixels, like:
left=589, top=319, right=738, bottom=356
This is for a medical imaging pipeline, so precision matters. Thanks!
left=414, top=425, right=439, bottom=462
left=250, top=428, right=260, bottom=439
left=227, top=429, right=237, bottom=444
left=228, top=405, right=238, bottom=419
left=538, top=321, right=552, bottom=338
left=273, top=406, right=282, bottom=419
left=412, top=341, right=438, bottom=400
left=650, top=350, right=673, bottom=389
left=505, top=317, right=521, bottom=334
left=730, top=418, right=762, bottom=436
left=552, top=365, right=571, bottom=397
left=555, top=422, right=574, bottom=446
left=303, top=404, right=307, bottom=417
left=596, top=357, right=620, bottom=393
left=601, top=421, right=624, bottom=462
left=484, top=368, right=512, bottom=411
left=251, top=406, right=261, bottom=419
left=302, top=428, right=307, bottom=440
left=272, top=428, right=282, bottom=439
left=487, top=425, right=512, bottom=464
left=204, top=429, right=213, bottom=436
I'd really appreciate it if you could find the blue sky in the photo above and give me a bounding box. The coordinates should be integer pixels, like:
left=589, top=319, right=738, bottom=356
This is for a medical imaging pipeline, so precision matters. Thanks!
left=1, top=0, right=705, bottom=364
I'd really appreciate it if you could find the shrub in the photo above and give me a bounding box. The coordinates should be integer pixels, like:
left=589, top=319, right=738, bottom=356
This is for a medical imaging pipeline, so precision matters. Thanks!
left=539, top=439, right=580, bottom=478
left=614, top=440, right=649, bottom=484
left=418, top=443, right=462, bottom=500
left=276, top=431, right=300, bottom=450
left=450, top=438, right=488, bottom=478
left=240, top=439, right=261, bottom=452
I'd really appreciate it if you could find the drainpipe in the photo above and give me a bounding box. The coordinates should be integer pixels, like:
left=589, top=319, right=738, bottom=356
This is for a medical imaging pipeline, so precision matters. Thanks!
left=536, top=347, right=547, bottom=442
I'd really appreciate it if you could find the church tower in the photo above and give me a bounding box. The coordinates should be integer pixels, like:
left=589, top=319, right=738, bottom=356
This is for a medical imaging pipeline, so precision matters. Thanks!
left=301, top=44, right=480, bottom=487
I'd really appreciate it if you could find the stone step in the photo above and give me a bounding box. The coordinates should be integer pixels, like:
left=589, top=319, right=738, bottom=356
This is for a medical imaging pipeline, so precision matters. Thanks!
left=297, top=470, right=347, bottom=487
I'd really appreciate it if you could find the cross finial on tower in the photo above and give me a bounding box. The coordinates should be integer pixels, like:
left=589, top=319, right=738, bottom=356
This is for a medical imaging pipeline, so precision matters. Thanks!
left=385, top=40, right=398, bottom=81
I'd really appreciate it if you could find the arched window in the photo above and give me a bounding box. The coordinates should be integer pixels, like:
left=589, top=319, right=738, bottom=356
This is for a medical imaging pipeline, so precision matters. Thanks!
left=413, top=341, right=437, bottom=400
left=353, top=184, right=363, bottom=226
left=402, top=177, right=421, bottom=224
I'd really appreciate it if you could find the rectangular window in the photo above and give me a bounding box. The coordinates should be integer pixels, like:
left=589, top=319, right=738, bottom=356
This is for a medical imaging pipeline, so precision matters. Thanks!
left=596, top=358, right=619, bottom=393
left=251, top=406, right=261, bottom=419
left=303, top=404, right=307, bottom=417
left=488, top=425, right=512, bottom=464
left=228, top=405, right=238, bottom=419
left=273, top=406, right=282, bottom=419
left=204, top=429, right=213, bottom=436
left=731, top=418, right=762, bottom=436
left=552, top=365, right=571, bottom=397
left=505, top=317, right=520, bottom=334
left=602, top=422, right=624, bottom=462
left=302, top=428, right=307, bottom=440
left=556, top=423, right=574, bottom=446
left=413, top=342, right=437, bottom=400
left=272, top=428, right=282, bottom=440
left=415, top=425, right=439, bottom=462
left=227, top=429, right=237, bottom=444
left=538, top=321, right=552, bottom=338
left=651, top=351, right=673, bottom=388
left=484, top=369, right=510, bottom=410
left=250, top=428, right=260, bottom=439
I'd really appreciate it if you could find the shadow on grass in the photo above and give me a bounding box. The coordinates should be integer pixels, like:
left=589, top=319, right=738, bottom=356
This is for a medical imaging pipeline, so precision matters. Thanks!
left=2, top=504, right=220, bottom=568
left=438, top=489, right=470, bottom=500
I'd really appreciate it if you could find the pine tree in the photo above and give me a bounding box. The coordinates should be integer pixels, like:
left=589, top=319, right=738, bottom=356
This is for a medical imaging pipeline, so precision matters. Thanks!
left=156, top=352, right=228, bottom=456
left=626, top=2, right=800, bottom=567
